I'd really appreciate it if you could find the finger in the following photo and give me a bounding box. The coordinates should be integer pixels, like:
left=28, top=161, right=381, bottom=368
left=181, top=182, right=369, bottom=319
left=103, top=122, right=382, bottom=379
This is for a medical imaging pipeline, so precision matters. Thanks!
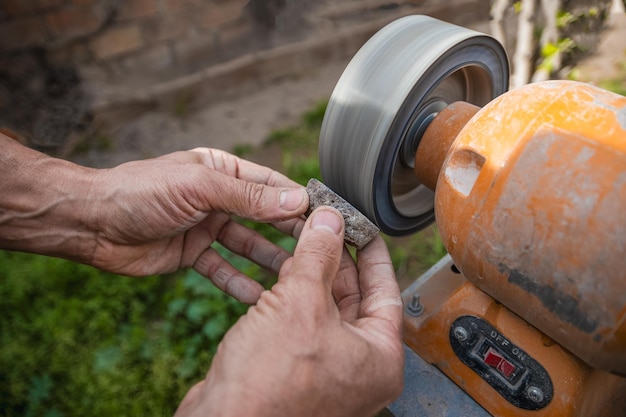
left=279, top=256, right=294, bottom=277
left=332, top=247, right=361, bottom=323
left=160, top=148, right=302, bottom=189
left=180, top=212, right=229, bottom=268
left=193, top=247, right=265, bottom=304
left=356, top=236, right=403, bottom=328
left=271, top=216, right=306, bottom=240
left=190, top=148, right=301, bottom=187
left=281, top=207, right=344, bottom=295
left=181, top=200, right=301, bottom=280
left=198, top=170, right=309, bottom=222
left=158, top=149, right=309, bottom=222
left=216, top=219, right=292, bottom=274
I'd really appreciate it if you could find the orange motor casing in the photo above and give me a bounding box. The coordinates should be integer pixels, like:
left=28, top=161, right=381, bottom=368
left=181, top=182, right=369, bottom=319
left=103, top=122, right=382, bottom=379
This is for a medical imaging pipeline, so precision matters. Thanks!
left=432, top=80, right=626, bottom=375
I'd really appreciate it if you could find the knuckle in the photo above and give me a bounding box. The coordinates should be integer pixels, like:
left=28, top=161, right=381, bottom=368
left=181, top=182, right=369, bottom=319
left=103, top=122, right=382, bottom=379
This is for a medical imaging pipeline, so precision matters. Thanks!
left=301, top=238, right=340, bottom=261
left=296, top=241, right=341, bottom=277
left=244, top=182, right=267, bottom=214
left=336, top=291, right=362, bottom=311
left=269, top=250, right=289, bottom=273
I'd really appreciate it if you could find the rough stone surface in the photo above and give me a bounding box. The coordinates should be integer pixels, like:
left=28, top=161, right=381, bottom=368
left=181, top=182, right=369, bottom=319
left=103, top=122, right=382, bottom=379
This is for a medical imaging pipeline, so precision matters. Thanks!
left=306, top=178, right=379, bottom=250
left=91, top=25, right=144, bottom=60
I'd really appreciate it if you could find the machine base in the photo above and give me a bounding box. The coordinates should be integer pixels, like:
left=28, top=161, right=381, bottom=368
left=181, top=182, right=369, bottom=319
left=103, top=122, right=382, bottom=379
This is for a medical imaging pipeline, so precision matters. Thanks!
left=390, top=255, right=626, bottom=417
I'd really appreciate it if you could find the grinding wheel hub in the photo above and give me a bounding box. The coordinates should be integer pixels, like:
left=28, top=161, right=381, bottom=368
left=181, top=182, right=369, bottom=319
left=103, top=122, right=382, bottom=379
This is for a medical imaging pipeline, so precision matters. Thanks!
left=319, top=15, right=509, bottom=236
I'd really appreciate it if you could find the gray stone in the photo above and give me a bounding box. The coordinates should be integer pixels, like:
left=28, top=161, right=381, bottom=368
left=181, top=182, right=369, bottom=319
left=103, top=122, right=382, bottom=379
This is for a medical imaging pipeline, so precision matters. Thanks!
left=306, top=178, right=380, bottom=249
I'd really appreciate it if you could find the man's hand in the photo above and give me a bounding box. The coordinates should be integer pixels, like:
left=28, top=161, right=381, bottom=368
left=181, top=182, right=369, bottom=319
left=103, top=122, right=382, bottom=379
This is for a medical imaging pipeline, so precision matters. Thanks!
left=0, top=134, right=309, bottom=304
left=174, top=207, right=404, bottom=417
left=87, top=148, right=309, bottom=303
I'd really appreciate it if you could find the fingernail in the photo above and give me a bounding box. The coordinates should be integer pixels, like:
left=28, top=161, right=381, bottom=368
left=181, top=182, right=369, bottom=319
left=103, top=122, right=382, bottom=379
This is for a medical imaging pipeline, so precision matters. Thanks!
left=311, top=209, right=342, bottom=234
left=280, top=189, right=306, bottom=211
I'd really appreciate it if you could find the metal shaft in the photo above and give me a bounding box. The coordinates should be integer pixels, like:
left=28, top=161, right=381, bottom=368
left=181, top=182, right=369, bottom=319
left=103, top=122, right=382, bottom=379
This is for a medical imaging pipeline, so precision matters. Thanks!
left=414, top=101, right=479, bottom=191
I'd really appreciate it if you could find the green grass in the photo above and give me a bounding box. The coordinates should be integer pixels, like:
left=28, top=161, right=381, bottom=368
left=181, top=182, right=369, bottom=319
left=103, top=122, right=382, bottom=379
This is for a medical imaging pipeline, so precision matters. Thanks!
left=599, top=77, right=626, bottom=96
left=0, top=252, right=245, bottom=417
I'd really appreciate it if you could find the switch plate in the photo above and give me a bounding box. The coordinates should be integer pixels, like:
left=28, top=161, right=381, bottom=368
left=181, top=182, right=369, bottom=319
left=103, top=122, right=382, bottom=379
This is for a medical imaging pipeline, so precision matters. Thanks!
left=450, top=315, right=553, bottom=410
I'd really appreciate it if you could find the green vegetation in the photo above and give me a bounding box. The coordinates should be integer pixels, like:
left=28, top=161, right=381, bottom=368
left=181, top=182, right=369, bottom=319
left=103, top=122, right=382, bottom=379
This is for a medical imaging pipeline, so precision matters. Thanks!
left=1, top=98, right=445, bottom=416
left=574, top=58, right=626, bottom=97
left=173, top=90, right=193, bottom=119
left=598, top=60, right=626, bottom=96
left=263, top=99, right=326, bottom=181
left=70, top=133, right=115, bottom=156
left=0, top=251, right=245, bottom=416
left=600, top=78, right=626, bottom=96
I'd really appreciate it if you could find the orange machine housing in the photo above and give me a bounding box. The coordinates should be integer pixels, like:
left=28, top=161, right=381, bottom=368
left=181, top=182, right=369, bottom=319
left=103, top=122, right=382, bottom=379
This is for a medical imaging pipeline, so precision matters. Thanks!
left=405, top=80, right=626, bottom=417
left=431, top=80, right=626, bottom=375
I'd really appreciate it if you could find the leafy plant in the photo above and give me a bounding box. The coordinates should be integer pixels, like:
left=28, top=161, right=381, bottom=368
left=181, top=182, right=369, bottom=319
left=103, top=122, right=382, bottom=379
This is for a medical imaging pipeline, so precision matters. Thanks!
left=0, top=251, right=244, bottom=416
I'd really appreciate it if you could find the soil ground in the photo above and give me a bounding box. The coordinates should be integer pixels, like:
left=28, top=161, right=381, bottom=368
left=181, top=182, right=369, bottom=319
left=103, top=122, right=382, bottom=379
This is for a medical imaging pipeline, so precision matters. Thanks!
left=71, top=60, right=347, bottom=168
left=71, top=12, right=626, bottom=170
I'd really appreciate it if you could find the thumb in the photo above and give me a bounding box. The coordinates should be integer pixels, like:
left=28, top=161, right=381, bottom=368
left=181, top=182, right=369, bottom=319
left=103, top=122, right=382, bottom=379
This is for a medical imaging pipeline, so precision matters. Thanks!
left=202, top=172, right=309, bottom=221
left=279, top=207, right=345, bottom=292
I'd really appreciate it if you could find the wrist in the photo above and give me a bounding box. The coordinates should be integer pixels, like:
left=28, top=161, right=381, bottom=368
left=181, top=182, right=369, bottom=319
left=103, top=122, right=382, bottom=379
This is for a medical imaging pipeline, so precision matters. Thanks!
left=0, top=135, right=100, bottom=264
left=197, top=354, right=321, bottom=417
left=199, top=379, right=280, bottom=417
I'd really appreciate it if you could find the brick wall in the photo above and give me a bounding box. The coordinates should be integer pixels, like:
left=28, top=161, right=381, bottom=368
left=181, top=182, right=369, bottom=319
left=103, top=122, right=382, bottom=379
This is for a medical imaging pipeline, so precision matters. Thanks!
left=0, top=0, right=492, bottom=152
left=0, top=0, right=293, bottom=82
left=0, top=0, right=297, bottom=150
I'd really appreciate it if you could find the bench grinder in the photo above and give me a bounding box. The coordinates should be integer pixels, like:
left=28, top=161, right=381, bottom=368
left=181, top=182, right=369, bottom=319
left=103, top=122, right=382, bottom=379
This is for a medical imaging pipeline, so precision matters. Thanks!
left=318, top=15, right=626, bottom=417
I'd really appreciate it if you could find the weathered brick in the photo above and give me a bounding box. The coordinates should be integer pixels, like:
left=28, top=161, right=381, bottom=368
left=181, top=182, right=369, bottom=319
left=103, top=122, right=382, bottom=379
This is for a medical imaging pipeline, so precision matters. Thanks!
left=198, top=6, right=221, bottom=27
left=216, top=19, right=252, bottom=47
left=48, top=41, right=91, bottom=65
left=46, top=6, right=102, bottom=39
left=172, top=34, right=218, bottom=70
left=3, top=0, right=66, bottom=16
left=142, top=12, right=191, bottom=43
left=118, top=0, right=159, bottom=21
left=197, top=0, right=246, bottom=29
left=90, top=25, right=144, bottom=60
left=120, top=44, right=174, bottom=73
left=0, top=17, right=49, bottom=51
left=165, top=0, right=198, bottom=12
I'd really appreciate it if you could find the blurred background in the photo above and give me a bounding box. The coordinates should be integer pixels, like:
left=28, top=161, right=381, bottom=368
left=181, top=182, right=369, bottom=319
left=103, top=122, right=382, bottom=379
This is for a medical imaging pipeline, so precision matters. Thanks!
left=1, top=1, right=625, bottom=416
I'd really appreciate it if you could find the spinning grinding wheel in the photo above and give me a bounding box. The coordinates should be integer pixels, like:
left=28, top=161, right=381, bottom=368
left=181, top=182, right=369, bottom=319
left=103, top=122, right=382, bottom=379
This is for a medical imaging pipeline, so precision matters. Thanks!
left=319, top=15, right=509, bottom=235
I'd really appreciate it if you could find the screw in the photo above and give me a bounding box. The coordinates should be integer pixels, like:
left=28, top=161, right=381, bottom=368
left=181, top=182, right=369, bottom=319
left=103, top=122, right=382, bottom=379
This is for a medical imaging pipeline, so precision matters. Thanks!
left=527, top=386, right=544, bottom=403
left=406, top=294, right=424, bottom=316
left=453, top=326, right=469, bottom=342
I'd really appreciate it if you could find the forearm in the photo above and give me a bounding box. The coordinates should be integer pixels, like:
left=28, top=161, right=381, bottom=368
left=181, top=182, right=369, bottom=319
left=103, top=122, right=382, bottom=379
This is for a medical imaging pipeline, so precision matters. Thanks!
left=0, top=134, right=99, bottom=263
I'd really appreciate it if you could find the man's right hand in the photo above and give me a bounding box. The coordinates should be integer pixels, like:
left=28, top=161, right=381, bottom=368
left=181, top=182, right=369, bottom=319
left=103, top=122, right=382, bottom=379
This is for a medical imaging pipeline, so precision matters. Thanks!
left=174, top=207, right=404, bottom=417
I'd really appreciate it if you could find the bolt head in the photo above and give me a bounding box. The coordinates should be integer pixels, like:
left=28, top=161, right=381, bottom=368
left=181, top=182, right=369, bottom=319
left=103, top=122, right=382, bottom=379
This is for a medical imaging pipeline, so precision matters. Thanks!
left=453, top=326, right=469, bottom=341
left=527, top=386, right=544, bottom=403
left=405, top=294, right=424, bottom=316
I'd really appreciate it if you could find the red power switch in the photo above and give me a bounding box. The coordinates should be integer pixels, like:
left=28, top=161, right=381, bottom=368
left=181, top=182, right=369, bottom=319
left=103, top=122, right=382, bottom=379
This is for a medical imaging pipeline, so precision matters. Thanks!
left=484, top=347, right=516, bottom=379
